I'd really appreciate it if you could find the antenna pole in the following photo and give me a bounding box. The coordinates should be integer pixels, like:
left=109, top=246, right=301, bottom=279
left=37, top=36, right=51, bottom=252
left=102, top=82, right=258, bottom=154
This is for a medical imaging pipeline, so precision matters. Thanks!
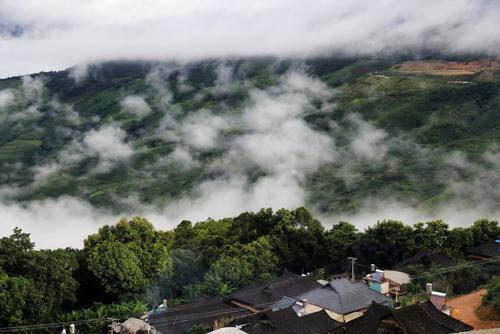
left=347, top=257, right=357, bottom=282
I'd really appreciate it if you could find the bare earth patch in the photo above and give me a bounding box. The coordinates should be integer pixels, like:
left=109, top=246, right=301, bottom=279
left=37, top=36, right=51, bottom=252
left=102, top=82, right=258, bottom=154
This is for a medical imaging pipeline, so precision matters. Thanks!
left=447, top=289, right=500, bottom=329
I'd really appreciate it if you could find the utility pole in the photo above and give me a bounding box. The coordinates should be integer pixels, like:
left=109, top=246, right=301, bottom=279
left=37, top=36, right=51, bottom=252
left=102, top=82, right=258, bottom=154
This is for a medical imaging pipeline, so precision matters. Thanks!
left=347, top=257, right=357, bottom=282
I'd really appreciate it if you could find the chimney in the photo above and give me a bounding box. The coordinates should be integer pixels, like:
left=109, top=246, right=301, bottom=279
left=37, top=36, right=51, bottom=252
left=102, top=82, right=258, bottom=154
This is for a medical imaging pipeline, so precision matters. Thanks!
left=371, top=264, right=376, bottom=273
left=163, top=299, right=168, bottom=309
left=426, top=283, right=433, bottom=295
left=297, top=299, right=308, bottom=317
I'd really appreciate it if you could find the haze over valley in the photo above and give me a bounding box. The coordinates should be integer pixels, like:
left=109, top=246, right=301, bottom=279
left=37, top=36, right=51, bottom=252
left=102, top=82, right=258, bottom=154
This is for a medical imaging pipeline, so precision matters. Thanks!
left=1, top=0, right=500, bottom=248
left=0, top=57, right=499, bottom=248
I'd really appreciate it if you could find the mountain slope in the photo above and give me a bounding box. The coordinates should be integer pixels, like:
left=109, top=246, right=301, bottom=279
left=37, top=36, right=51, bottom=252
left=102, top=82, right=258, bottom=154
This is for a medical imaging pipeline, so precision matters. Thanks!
left=0, top=56, right=499, bottom=216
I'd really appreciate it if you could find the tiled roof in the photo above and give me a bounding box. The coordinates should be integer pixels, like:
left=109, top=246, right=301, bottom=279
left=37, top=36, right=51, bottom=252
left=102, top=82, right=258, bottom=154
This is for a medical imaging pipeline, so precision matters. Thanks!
left=332, top=300, right=473, bottom=334
left=149, top=271, right=319, bottom=334
left=228, top=271, right=321, bottom=308
left=466, top=241, right=500, bottom=258
left=148, top=297, right=239, bottom=334
left=395, top=251, right=454, bottom=269
left=298, top=278, right=391, bottom=315
left=234, top=307, right=340, bottom=334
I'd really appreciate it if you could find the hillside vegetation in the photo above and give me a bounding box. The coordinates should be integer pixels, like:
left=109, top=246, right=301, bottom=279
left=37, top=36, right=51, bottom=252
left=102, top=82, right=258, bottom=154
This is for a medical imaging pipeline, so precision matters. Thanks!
left=0, top=56, right=499, bottom=214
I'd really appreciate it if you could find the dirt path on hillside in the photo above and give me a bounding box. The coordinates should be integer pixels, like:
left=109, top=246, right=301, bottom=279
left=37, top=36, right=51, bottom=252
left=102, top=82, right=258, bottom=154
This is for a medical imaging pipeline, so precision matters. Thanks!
left=447, top=289, right=500, bottom=329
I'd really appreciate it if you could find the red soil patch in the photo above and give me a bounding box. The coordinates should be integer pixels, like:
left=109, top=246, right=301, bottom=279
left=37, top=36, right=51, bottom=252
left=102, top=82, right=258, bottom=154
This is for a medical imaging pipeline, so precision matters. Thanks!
left=399, top=60, right=500, bottom=76
left=447, top=289, right=500, bottom=329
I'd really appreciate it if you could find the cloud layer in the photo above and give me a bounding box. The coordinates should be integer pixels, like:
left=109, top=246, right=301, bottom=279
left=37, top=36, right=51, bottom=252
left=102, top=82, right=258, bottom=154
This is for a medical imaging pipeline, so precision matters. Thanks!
left=1, top=0, right=500, bottom=77
left=0, top=66, right=499, bottom=249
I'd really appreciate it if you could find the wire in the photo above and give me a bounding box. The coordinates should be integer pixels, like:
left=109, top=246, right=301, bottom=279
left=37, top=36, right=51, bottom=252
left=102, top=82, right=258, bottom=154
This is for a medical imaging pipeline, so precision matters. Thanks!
left=0, top=301, right=276, bottom=332
left=148, top=301, right=276, bottom=327
left=408, top=256, right=500, bottom=280
left=0, top=311, right=146, bottom=333
left=354, top=262, right=372, bottom=269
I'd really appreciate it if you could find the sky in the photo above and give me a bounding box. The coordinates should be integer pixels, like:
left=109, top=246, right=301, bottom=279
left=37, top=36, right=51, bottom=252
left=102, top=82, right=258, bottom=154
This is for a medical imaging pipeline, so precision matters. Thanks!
left=1, top=0, right=500, bottom=78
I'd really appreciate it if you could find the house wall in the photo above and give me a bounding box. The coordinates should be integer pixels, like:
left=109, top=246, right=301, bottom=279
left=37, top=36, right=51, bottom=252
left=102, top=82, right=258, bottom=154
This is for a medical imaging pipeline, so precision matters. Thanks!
left=369, top=281, right=389, bottom=294
left=302, top=303, right=324, bottom=316
left=324, top=310, right=364, bottom=323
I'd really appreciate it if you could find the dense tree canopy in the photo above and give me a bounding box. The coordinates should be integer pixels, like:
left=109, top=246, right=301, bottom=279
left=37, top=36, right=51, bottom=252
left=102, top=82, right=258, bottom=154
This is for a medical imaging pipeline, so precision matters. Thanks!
left=0, top=208, right=498, bottom=330
left=84, top=217, right=174, bottom=299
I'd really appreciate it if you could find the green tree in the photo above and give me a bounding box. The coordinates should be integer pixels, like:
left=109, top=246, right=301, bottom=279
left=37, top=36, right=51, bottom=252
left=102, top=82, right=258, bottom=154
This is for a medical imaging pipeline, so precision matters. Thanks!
left=172, top=220, right=196, bottom=249
left=483, top=276, right=500, bottom=313
left=325, top=221, right=359, bottom=262
left=470, top=219, right=499, bottom=245
left=357, top=220, right=415, bottom=268
left=188, top=218, right=233, bottom=265
left=0, top=229, right=80, bottom=321
left=269, top=207, right=327, bottom=272
left=446, top=227, right=474, bottom=256
left=202, top=236, right=278, bottom=295
left=413, top=220, right=449, bottom=252
left=0, top=274, right=43, bottom=326
left=0, top=227, right=34, bottom=275
left=86, top=241, right=146, bottom=297
left=26, top=249, right=80, bottom=315
left=84, top=217, right=173, bottom=299
left=153, top=248, right=206, bottom=302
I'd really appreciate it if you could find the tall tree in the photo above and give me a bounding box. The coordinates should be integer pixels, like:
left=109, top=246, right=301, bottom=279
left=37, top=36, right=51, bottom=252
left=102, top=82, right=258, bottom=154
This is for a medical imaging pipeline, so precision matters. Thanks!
left=413, top=220, right=449, bottom=252
left=0, top=274, right=43, bottom=326
left=470, top=219, right=499, bottom=245
left=325, top=221, right=359, bottom=263
left=356, top=220, right=415, bottom=268
left=202, top=236, right=278, bottom=295
left=0, top=227, right=35, bottom=275
left=84, top=217, right=173, bottom=300
left=269, top=207, right=327, bottom=272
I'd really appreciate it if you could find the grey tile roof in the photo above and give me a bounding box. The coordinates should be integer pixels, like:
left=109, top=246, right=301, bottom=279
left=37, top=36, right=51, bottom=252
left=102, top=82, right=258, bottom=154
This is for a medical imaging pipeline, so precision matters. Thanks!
left=331, top=300, right=473, bottom=334
left=467, top=241, right=500, bottom=258
left=271, top=296, right=297, bottom=311
left=233, top=307, right=340, bottom=334
left=395, top=251, right=454, bottom=269
left=298, top=278, right=391, bottom=314
left=228, top=271, right=321, bottom=307
left=148, top=297, right=239, bottom=334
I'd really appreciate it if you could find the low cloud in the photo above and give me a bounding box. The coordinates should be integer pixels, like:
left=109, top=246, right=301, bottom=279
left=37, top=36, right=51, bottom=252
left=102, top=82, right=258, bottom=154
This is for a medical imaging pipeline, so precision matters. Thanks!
left=83, top=124, right=133, bottom=161
left=22, top=75, right=44, bottom=102
left=1, top=68, right=499, bottom=249
left=324, top=198, right=500, bottom=232
left=0, top=89, right=15, bottom=108
left=33, top=123, right=134, bottom=181
left=2, top=1, right=500, bottom=77
left=68, top=63, right=90, bottom=84
left=0, top=196, right=120, bottom=249
left=180, top=110, right=230, bottom=150
left=121, top=95, right=152, bottom=117
left=348, top=113, right=388, bottom=161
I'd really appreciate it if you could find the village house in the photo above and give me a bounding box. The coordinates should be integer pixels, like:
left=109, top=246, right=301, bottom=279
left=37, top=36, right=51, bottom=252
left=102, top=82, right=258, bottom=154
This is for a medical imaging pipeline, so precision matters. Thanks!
left=148, top=270, right=322, bottom=334
left=364, top=269, right=410, bottom=300
left=466, top=240, right=500, bottom=261
left=272, top=278, right=391, bottom=323
left=395, top=251, right=454, bottom=270
left=330, top=300, right=473, bottom=334
left=226, top=270, right=322, bottom=312
left=231, top=306, right=340, bottom=334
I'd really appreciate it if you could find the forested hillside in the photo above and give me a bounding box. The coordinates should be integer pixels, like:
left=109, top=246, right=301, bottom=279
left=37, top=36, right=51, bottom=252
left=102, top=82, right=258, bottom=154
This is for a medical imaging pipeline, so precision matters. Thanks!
left=0, top=56, right=499, bottom=218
